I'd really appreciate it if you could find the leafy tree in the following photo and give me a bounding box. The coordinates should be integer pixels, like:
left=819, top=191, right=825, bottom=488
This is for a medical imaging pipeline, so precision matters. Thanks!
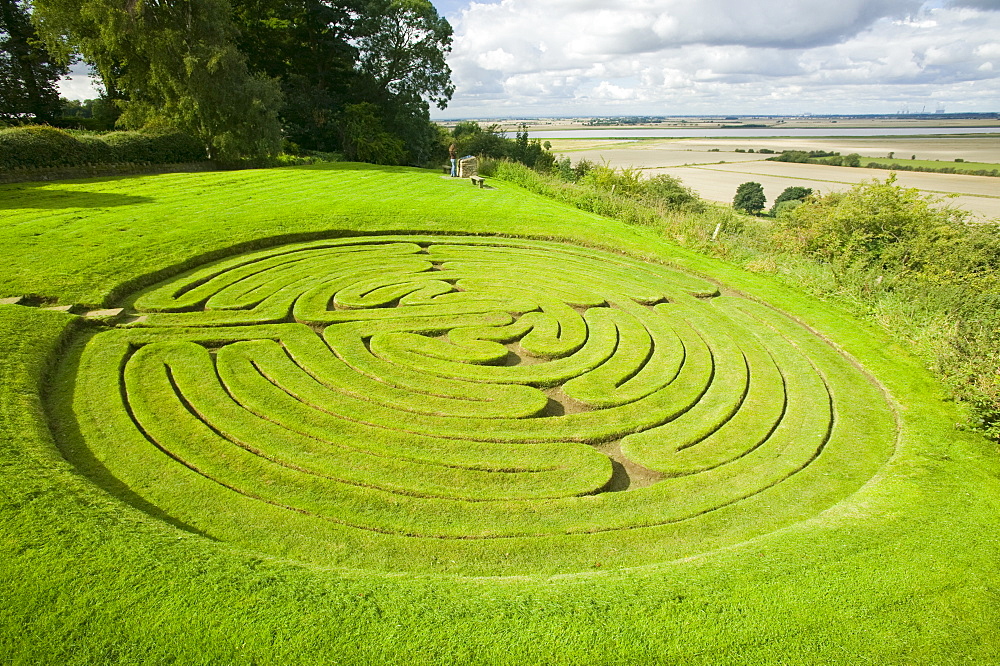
left=350, top=0, right=453, bottom=164
left=59, top=95, right=117, bottom=129
left=450, top=121, right=553, bottom=172
left=642, top=174, right=700, bottom=210
left=338, top=101, right=403, bottom=165
left=353, top=0, right=453, bottom=110
left=0, top=0, right=66, bottom=122
left=733, top=181, right=766, bottom=215
left=452, top=121, right=508, bottom=160
left=33, top=0, right=283, bottom=161
left=230, top=0, right=358, bottom=152
left=769, top=186, right=812, bottom=216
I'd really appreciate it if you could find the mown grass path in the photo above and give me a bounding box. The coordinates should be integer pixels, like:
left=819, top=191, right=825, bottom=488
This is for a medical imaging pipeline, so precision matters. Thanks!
left=1, top=164, right=998, bottom=664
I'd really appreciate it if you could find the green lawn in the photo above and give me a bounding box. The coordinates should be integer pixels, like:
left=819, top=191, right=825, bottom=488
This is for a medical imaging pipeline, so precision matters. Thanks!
left=858, top=156, right=1000, bottom=173
left=1, top=163, right=998, bottom=664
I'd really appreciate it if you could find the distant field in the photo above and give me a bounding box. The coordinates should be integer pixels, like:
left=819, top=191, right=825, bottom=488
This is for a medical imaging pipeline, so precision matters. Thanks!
left=856, top=156, right=1000, bottom=172
left=551, top=135, right=1000, bottom=221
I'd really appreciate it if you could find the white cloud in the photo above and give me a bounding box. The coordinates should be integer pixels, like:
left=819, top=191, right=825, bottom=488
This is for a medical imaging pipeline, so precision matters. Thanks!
left=439, top=0, right=1000, bottom=116
left=57, top=62, right=101, bottom=101
left=476, top=48, right=517, bottom=70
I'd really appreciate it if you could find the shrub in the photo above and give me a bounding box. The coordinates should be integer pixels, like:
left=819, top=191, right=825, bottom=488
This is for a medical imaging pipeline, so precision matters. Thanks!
left=0, top=124, right=206, bottom=169
left=769, top=186, right=813, bottom=216
left=579, top=164, right=644, bottom=197
left=642, top=174, right=702, bottom=211
left=103, top=130, right=206, bottom=164
left=0, top=126, right=84, bottom=169
left=779, top=174, right=967, bottom=268
left=76, top=135, right=109, bottom=164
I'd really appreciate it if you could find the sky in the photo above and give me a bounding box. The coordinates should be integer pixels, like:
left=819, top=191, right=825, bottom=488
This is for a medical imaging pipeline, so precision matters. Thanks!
left=59, top=0, right=1000, bottom=119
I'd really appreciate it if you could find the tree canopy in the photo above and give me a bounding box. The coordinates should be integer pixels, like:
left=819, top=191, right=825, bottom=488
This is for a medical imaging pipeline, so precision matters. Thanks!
left=27, top=0, right=455, bottom=163
left=0, top=0, right=66, bottom=123
left=733, top=181, right=766, bottom=215
left=31, top=0, right=283, bottom=161
left=770, top=186, right=813, bottom=216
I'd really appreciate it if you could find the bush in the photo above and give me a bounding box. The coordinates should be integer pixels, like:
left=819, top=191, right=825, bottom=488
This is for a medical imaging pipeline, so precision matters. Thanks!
left=0, top=126, right=84, bottom=169
left=490, top=160, right=696, bottom=227
left=769, top=186, right=813, bottom=216
left=103, top=130, right=206, bottom=164
left=642, top=174, right=702, bottom=211
left=778, top=174, right=967, bottom=268
left=0, top=124, right=207, bottom=169
left=579, top=164, right=644, bottom=197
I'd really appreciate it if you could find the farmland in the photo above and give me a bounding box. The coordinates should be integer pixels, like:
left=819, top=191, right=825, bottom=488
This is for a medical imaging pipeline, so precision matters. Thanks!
left=1, top=164, right=999, bottom=664
left=550, top=135, right=1000, bottom=220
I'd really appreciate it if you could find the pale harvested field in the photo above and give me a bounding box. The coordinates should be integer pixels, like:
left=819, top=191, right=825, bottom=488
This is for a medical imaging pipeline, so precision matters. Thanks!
left=553, top=136, right=1000, bottom=221
left=649, top=164, right=1000, bottom=221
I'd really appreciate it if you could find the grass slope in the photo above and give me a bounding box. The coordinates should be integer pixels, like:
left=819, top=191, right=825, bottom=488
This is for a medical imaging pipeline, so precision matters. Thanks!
left=1, top=163, right=999, bottom=664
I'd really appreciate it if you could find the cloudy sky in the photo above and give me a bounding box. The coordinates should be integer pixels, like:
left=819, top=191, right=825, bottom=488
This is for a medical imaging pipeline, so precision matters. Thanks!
left=431, top=0, right=1000, bottom=117
left=60, top=0, right=1000, bottom=118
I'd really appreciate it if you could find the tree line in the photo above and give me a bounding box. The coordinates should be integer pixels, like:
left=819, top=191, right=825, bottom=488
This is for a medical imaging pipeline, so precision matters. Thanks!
left=1, top=0, right=454, bottom=164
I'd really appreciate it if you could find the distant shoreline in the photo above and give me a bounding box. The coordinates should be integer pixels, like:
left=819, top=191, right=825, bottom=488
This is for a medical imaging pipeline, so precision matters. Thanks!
left=525, top=128, right=1000, bottom=140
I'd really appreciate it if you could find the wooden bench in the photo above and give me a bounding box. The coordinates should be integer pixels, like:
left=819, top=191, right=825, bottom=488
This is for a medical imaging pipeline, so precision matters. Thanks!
left=470, top=175, right=486, bottom=188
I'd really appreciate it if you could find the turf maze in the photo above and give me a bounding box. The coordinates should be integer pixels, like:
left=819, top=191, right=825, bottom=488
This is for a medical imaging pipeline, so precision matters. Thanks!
left=54, top=235, right=898, bottom=574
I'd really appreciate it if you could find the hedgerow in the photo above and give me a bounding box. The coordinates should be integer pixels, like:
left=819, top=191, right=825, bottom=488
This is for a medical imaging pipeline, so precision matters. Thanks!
left=0, top=125, right=206, bottom=169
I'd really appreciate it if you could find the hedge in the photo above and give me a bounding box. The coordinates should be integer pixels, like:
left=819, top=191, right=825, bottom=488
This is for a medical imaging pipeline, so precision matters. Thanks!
left=0, top=125, right=206, bottom=170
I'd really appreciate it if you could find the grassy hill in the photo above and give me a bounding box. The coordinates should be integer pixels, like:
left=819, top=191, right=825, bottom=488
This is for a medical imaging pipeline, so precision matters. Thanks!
left=1, top=163, right=998, bottom=664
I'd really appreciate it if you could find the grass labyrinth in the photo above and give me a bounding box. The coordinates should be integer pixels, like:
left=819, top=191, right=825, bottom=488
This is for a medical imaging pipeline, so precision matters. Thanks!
left=57, top=235, right=895, bottom=574
left=3, top=165, right=997, bottom=663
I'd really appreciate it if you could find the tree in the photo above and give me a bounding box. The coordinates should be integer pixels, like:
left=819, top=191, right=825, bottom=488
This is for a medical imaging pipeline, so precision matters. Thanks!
left=733, top=181, right=766, bottom=215
left=353, top=0, right=453, bottom=110
left=769, top=186, right=812, bottom=216
left=338, top=101, right=403, bottom=164
left=230, top=0, right=359, bottom=152
left=0, top=0, right=66, bottom=122
left=351, top=0, right=453, bottom=164
left=33, top=0, right=283, bottom=161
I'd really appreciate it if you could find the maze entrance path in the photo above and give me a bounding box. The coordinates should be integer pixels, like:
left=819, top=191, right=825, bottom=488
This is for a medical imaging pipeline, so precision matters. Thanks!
left=54, top=236, right=898, bottom=575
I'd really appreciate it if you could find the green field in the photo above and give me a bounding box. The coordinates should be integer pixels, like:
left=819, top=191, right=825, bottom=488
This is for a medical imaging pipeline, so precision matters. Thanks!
left=2, top=163, right=998, bottom=664
left=857, top=156, right=1000, bottom=173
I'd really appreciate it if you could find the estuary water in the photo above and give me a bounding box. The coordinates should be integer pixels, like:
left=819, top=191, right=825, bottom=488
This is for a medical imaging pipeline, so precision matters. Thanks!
left=531, top=127, right=1000, bottom=139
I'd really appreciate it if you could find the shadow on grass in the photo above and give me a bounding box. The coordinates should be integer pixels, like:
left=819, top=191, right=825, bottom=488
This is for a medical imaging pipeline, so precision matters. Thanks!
left=0, top=184, right=153, bottom=210
left=47, top=330, right=217, bottom=540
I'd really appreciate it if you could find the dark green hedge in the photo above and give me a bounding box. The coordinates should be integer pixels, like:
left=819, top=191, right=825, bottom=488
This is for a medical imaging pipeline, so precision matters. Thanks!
left=0, top=126, right=206, bottom=170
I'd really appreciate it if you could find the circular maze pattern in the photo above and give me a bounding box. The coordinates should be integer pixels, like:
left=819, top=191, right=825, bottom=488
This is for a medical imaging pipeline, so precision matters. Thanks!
left=63, top=236, right=897, bottom=573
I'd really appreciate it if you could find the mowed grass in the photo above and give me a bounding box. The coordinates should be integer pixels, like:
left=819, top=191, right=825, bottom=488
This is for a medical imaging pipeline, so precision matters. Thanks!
left=2, top=163, right=1000, bottom=664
